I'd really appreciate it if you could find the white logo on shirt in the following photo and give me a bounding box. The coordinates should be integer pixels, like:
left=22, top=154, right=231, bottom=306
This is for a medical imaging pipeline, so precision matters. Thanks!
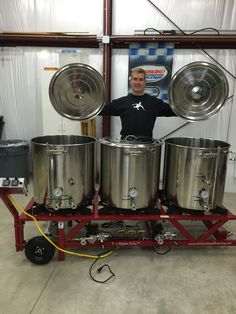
left=132, top=102, right=145, bottom=111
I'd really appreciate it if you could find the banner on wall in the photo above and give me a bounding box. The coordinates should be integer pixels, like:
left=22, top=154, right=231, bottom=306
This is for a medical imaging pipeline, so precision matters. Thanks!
left=128, top=42, right=174, bottom=102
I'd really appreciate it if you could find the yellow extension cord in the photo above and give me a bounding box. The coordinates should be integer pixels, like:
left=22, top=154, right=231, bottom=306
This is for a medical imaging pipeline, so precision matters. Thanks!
left=8, top=195, right=113, bottom=260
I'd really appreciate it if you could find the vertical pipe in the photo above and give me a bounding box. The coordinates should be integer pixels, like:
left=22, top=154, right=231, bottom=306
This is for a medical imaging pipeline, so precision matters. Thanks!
left=102, top=0, right=112, bottom=137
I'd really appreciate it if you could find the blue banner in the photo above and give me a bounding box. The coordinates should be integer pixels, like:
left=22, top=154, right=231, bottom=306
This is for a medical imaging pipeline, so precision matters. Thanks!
left=129, top=42, right=174, bottom=102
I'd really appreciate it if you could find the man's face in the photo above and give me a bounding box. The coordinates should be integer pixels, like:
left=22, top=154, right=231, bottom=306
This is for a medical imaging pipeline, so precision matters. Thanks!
left=130, top=72, right=146, bottom=95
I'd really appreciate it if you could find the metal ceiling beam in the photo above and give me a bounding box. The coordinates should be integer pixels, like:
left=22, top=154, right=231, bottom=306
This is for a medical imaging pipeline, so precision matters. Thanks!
left=111, top=35, right=236, bottom=49
left=1, top=33, right=235, bottom=49
left=0, top=33, right=99, bottom=48
left=102, top=0, right=112, bottom=137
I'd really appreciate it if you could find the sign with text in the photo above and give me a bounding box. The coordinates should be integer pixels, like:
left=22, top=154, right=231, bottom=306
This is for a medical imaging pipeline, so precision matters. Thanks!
left=128, top=42, right=174, bottom=102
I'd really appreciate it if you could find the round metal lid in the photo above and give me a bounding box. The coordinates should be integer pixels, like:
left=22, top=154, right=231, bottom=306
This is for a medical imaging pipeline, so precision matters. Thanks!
left=49, top=63, right=106, bottom=120
left=168, top=61, right=229, bottom=121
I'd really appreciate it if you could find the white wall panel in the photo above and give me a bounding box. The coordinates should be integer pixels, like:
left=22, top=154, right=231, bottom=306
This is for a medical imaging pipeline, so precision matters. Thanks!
left=113, top=0, right=229, bottom=35
left=0, top=0, right=103, bottom=34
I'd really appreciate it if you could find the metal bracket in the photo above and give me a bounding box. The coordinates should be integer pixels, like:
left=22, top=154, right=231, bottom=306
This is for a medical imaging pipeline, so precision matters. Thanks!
left=229, top=151, right=236, bottom=161
left=102, top=35, right=110, bottom=44
left=58, top=222, right=64, bottom=229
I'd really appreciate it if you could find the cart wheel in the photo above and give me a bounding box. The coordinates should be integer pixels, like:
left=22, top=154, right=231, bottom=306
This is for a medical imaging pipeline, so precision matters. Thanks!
left=25, top=236, right=55, bottom=265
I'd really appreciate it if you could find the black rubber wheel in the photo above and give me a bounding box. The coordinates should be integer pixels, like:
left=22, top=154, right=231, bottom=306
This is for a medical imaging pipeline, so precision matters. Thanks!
left=25, top=236, right=55, bottom=265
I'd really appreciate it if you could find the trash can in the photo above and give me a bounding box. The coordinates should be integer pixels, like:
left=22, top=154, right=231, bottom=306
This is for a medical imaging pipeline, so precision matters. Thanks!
left=0, top=116, right=4, bottom=139
left=0, top=140, right=30, bottom=182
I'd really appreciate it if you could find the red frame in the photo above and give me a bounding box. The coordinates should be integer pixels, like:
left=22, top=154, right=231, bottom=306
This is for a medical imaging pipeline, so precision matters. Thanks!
left=1, top=188, right=236, bottom=261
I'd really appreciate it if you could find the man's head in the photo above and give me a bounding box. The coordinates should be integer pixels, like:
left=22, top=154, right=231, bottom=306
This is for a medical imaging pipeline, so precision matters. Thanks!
left=129, top=68, right=146, bottom=96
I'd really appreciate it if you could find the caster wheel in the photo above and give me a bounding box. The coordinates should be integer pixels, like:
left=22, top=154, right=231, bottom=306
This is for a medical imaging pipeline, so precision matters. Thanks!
left=25, top=236, right=55, bottom=265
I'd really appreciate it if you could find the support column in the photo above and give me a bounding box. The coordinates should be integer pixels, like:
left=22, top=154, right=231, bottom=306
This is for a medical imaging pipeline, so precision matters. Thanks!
left=102, top=0, right=112, bottom=136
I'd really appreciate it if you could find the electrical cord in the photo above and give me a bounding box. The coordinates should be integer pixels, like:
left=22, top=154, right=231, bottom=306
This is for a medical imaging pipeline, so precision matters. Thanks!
left=144, top=27, right=162, bottom=35
left=89, top=256, right=115, bottom=283
left=9, top=195, right=113, bottom=260
left=187, top=27, right=220, bottom=35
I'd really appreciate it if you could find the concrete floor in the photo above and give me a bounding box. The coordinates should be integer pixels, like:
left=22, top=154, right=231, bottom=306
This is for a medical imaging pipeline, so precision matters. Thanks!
left=1, top=186, right=236, bottom=314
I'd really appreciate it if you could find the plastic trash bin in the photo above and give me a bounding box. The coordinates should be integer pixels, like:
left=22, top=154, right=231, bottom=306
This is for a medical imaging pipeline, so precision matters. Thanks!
left=0, top=140, right=30, bottom=182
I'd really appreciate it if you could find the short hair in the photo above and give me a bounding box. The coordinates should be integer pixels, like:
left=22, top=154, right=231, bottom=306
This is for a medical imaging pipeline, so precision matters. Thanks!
left=129, top=67, right=146, bottom=80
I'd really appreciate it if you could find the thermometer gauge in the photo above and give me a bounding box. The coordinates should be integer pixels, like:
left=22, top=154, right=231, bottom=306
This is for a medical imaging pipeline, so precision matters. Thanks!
left=53, top=187, right=63, bottom=198
left=200, top=189, right=209, bottom=199
left=128, top=187, right=138, bottom=198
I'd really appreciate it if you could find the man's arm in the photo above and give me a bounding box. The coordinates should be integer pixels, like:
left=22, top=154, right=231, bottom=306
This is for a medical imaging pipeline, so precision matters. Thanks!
left=99, top=99, right=121, bottom=116
left=154, top=98, right=176, bottom=117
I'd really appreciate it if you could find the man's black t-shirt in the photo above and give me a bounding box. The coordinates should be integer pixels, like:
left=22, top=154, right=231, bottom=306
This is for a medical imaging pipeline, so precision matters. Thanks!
left=100, top=93, right=176, bottom=138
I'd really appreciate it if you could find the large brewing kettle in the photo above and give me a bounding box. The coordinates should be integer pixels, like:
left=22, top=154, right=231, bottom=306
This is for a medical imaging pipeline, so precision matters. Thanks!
left=99, top=136, right=163, bottom=210
left=163, top=137, right=230, bottom=211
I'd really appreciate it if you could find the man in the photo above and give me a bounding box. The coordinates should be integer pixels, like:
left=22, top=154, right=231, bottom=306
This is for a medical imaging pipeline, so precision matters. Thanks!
left=100, top=67, right=176, bottom=139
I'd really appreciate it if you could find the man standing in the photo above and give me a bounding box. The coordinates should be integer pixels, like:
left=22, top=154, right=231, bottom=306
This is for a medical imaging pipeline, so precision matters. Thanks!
left=100, top=67, right=176, bottom=139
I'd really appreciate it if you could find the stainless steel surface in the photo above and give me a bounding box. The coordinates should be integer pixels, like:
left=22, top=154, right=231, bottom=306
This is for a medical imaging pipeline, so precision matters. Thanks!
left=99, top=137, right=163, bottom=210
left=169, top=61, right=229, bottom=121
left=163, top=137, right=230, bottom=210
left=49, top=63, right=106, bottom=120
left=31, top=135, right=95, bottom=210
